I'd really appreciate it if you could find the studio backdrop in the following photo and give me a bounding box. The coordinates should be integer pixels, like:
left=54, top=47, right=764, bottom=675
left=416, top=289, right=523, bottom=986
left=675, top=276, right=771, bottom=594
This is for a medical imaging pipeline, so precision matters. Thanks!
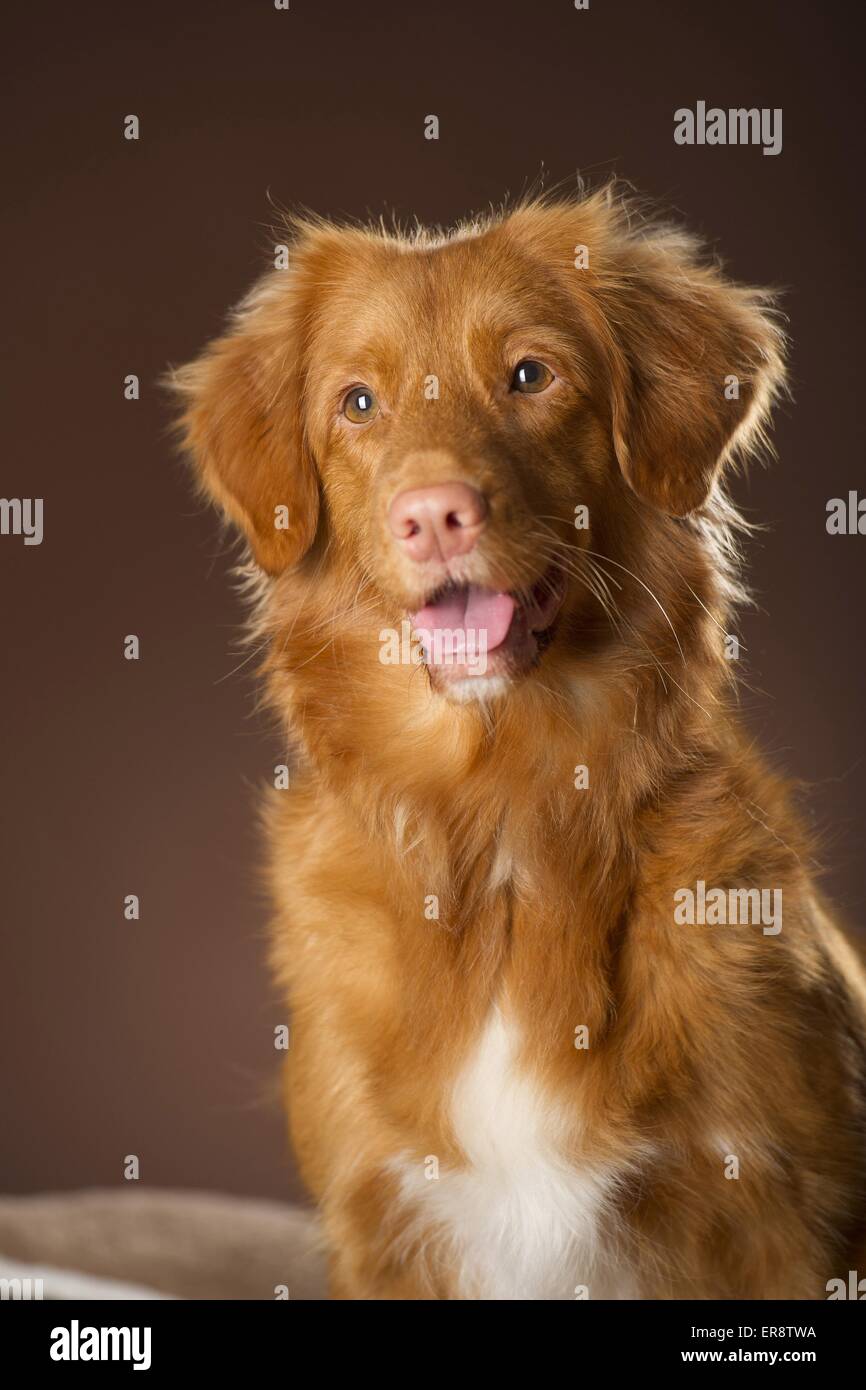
left=2, top=0, right=863, bottom=1212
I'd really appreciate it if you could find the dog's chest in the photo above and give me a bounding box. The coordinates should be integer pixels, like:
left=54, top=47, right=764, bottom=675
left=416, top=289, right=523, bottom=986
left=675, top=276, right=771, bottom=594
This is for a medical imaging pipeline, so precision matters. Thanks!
left=397, top=1008, right=636, bottom=1299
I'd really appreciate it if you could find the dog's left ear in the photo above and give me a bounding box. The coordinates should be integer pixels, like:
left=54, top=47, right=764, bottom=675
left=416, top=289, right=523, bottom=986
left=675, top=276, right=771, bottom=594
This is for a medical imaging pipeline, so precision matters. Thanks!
left=600, top=231, right=787, bottom=517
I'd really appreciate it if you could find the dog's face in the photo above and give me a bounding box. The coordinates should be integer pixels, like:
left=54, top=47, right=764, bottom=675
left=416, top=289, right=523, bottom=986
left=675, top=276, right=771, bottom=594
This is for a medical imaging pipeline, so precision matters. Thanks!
left=300, top=222, right=612, bottom=698
left=176, top=194, right=783, bottom=703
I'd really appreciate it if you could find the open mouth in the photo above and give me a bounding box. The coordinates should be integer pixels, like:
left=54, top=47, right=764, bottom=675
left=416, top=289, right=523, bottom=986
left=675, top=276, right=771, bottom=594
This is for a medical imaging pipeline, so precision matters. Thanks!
left=410, top=564, right=565, bottom=688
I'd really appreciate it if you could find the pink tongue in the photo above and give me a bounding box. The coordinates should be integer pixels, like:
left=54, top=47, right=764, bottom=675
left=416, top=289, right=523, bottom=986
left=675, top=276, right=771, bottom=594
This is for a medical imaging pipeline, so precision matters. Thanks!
left=412, top=586, right=516, bottom=662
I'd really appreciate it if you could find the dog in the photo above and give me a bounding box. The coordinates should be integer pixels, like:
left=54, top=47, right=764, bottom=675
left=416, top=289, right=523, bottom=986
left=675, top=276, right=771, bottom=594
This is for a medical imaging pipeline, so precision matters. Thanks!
left=174, top=186, right=866, bottom=1299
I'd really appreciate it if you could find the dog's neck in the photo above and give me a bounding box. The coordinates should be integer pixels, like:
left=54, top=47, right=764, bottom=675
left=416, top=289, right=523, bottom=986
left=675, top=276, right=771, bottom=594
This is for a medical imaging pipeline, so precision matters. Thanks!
left=259, top=558, right=733, bottom=926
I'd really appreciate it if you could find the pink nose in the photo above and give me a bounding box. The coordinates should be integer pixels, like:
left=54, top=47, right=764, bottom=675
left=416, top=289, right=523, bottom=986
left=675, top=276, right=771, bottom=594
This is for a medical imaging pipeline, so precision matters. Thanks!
left=388, top=482, right=488, bottom=563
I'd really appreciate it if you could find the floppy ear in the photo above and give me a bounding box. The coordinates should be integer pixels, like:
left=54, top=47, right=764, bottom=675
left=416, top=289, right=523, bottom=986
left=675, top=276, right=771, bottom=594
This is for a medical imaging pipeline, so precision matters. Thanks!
left=171, top=267, right=320, bottom=575
left=602, top=231, right=786, bottom=517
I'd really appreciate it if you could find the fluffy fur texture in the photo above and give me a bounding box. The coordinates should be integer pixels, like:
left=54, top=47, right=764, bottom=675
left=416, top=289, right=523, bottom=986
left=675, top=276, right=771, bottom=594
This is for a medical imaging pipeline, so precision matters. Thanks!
left=174, top=187, right=866, bottom=1299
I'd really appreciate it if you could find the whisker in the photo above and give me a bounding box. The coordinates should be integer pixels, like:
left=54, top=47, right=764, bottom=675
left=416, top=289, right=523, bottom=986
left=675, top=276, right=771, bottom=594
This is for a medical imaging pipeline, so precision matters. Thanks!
left=530, top=523, right=717, bottom=718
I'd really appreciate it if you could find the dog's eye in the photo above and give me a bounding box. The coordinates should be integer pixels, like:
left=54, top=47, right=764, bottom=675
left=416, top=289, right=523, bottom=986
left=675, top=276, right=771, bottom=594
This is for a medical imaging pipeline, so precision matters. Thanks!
left=342, top=386, right=379, bottom=424
left=511, top=359, right=554, bottom=394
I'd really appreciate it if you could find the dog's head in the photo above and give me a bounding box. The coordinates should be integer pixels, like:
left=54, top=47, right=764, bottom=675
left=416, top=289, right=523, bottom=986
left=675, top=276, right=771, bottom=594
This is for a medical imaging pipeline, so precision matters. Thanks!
left=174, top=190, right=784, bottom=704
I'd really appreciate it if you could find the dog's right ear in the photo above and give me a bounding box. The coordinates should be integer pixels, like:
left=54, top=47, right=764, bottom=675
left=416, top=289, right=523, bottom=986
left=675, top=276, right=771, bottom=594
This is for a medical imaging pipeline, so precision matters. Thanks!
left=171, top=307, right=316, bottom=575
left=170, top=226, right=348, bottom=576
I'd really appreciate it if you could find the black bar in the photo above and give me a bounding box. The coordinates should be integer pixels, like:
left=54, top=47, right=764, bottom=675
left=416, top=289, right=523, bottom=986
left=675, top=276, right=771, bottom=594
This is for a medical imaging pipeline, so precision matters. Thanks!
left=2, top=1298, right=861, bottom=1374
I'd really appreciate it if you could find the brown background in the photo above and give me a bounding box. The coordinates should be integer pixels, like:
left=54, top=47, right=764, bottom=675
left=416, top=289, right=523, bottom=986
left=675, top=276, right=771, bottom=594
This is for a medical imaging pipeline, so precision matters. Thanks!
left=2, top=0, right=864, bottom=1205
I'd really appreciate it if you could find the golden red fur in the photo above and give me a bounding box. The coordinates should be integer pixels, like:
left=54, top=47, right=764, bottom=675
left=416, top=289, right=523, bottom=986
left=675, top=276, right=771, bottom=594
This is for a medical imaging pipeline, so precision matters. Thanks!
left=174, top=188, right=866, bottom=1299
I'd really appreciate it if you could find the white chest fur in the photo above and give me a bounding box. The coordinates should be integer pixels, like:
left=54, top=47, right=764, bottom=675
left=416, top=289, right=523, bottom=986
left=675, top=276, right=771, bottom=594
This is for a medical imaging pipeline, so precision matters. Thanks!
left=394, top=1008, right=637, bottom=1300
